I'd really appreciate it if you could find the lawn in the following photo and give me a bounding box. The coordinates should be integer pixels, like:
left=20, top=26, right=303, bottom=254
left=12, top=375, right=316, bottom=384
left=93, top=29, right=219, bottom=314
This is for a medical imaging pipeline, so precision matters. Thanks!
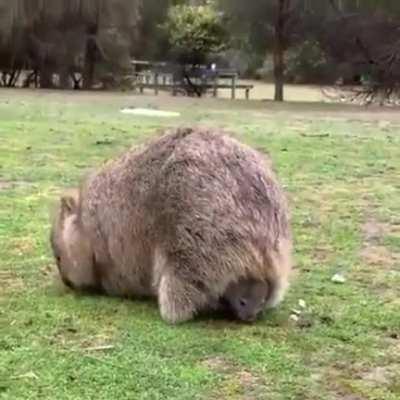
left=0, top=89, right=399, bottom=400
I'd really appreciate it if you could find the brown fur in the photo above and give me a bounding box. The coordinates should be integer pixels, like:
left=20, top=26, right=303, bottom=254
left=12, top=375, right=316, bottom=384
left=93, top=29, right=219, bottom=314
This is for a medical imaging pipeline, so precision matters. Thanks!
left=50, top=127, right=293, bottom=324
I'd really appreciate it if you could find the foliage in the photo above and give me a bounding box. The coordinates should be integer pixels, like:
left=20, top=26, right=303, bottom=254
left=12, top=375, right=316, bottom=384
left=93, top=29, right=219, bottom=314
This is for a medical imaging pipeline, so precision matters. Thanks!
left=218, top=0, right=305, bottom=63
left=136, top=0, right=198, bottom=61
left=136, top=0, right=171, bottom=60
left=218, top=0, right=400, bottom=92
left=286, top=40, right=330, bottom=84
left=218, top=0, right=305, bottom=101
left=319, top=4, right=400, bottom=104
left=0, top=0, right=142, bottom=89
left=162, top=3, right=228, bottom=65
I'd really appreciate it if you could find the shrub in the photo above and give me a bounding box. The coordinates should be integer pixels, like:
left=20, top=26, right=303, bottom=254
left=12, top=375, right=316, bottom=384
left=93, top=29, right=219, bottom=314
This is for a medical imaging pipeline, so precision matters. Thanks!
left=162, top=3, right=228, bottom=65
left=286, top=40, right=331, bottom=84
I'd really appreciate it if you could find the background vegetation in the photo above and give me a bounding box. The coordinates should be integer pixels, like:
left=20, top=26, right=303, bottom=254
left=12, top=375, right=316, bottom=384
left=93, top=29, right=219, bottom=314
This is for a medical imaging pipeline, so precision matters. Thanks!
left=1, top=0, right=400, bottom=102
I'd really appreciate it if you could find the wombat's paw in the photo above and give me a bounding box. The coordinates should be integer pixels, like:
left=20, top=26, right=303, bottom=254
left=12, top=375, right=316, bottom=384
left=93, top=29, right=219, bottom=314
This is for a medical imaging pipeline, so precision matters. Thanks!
left=158, top=274, right=197, bottom=324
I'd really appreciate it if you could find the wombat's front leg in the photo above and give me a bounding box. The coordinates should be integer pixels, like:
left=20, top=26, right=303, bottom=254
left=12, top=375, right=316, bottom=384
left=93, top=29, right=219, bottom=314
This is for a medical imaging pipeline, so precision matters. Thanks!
left=158, top=273, right=205, bottom=324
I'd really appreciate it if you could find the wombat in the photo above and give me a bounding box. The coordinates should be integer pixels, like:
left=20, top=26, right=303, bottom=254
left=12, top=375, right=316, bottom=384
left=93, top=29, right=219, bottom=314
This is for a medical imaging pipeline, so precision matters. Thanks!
left=50, top=127, right=293, bottom=324
left=220, top=278, right=270, bottom=322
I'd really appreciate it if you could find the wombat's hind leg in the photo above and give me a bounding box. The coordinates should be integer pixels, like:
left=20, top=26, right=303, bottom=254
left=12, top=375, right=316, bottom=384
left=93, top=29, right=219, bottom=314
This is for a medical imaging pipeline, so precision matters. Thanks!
left=158, top=274, right=202, bottom=324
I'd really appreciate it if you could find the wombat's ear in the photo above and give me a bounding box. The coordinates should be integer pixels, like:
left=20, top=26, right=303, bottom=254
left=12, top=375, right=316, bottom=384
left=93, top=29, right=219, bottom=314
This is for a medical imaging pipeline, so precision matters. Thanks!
left=60, top=193, right=79, bottom=216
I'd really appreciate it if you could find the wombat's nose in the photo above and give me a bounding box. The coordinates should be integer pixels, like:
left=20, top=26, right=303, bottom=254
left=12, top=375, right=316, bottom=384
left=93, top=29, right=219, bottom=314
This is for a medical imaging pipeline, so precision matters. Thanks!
left=241, top=314, right=257, bottom=323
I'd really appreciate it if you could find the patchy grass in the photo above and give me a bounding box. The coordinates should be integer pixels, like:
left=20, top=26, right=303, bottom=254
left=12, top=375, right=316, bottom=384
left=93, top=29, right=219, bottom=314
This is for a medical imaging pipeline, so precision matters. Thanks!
left=0, top=90, right=399, bottom=400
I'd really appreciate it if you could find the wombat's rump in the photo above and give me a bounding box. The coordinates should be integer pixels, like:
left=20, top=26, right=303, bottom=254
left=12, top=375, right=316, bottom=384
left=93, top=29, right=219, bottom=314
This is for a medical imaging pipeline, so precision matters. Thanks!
left=51, top=127, right=293, bottom=324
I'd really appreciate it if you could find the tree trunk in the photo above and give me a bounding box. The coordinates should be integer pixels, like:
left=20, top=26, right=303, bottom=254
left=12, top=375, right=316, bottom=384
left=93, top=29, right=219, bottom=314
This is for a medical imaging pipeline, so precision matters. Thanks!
left=40, top=66, right=54, bottom=89
left=273, top=44, right=284, bottom=102
left=59, top=68, right=72, bottom=89
left=273, top=0, right=289, bottom=102
left=83, top=25, right=99, bottom=90
left=9, top=69, right=21, bottom=87
left=83, top=50, right=95, bottom=90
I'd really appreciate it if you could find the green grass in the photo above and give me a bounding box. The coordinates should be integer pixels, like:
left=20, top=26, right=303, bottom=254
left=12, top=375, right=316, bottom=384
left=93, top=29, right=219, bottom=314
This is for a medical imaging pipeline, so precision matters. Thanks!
left=0, top=90, right=399, bottom=400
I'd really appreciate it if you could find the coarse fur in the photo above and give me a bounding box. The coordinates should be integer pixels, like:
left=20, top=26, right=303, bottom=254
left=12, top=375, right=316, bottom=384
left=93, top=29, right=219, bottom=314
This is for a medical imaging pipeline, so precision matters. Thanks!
left=50, top=127, right=293, bottom=324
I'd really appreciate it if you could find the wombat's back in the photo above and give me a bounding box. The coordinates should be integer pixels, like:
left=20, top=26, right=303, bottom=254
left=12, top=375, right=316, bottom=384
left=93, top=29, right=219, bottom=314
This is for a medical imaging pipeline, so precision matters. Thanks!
left=79, top=127, right=291, bottom=306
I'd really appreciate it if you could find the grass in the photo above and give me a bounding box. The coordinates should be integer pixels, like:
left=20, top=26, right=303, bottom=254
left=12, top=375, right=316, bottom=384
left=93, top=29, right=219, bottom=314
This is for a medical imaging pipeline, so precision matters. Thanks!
left=0, top=89, right=399, bottom=400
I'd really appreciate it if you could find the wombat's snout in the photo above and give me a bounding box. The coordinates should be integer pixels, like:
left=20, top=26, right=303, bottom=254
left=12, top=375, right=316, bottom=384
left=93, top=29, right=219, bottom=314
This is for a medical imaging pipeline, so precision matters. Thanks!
left=240, top=312, right=258, bottom=323
left=237, top=300, right=258, bottom=322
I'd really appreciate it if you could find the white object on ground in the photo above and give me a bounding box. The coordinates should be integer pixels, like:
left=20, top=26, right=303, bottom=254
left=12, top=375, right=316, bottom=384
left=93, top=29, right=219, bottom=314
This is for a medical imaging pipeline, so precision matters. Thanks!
left=120, top=108, right=180, bottom=118
left=331, top=273, right=346, bottom=284
left=298, top=299, right=307, bottom=309
left=289, top=314, right=299, bottom=322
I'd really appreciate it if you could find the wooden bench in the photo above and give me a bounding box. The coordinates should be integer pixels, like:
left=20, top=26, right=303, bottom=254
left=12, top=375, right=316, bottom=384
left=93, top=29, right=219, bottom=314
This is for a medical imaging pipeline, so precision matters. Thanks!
left=135, top=72, right=254, bottom=100
left=209, top=83, right=254, bottom=100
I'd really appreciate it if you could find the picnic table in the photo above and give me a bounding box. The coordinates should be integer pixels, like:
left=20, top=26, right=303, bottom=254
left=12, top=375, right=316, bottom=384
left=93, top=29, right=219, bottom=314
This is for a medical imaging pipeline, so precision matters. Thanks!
left=131, top=60, right=253, bottom=100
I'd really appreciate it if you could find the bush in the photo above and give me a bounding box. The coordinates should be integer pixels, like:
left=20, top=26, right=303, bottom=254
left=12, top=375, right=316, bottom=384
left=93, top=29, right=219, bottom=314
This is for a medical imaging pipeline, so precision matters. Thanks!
left=286, top=40, right=331, bottom=84
left=162, top=4, right=228, bottom=65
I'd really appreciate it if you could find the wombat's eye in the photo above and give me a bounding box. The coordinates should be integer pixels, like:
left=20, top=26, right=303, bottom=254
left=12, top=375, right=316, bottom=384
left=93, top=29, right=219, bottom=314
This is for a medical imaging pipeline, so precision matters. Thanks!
left=239, top=299, right=247, bottom=307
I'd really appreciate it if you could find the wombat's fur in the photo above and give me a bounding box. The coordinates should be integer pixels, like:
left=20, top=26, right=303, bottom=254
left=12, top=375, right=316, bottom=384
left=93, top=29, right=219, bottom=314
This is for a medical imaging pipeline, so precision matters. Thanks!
left=220, top=278, right=270, bottom=322
left=50, top=127, right=292, bottom=324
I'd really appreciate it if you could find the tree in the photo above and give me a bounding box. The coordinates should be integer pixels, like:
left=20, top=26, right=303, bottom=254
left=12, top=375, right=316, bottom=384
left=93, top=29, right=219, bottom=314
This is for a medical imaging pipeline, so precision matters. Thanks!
left=136, top=0, right=188, bottom=61
left=160, top=2, right=228, bottom=97
left=219, top=0, right=304, bottom=102
left=162, top=3, right=228, bottom=66
left=218, top=0, right=400, bottom=101
left=320, top=0, right=400, bottom=104
left=0, top=0, right=142, bottom=89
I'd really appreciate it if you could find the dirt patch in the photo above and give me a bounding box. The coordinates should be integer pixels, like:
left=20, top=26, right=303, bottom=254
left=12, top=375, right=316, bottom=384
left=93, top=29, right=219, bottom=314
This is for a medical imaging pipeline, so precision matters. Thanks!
left=8, top=237, right=36, bottom=257
left=328, top=391, right=364, bottom=400
left=201, top=356, right=235, bottom=374
left=202, top=356, right=267, bottom=399
left=0, top=271, right=25, bottom=295
left=362, top=220, right=391, bottom=244
left=362, top=217, right=400, bottom=243
left=325, top=370, right=368, bottom=400
left=322, top=360, right=399, bottom=400
left=236, top=370, right=264, bottom=389
left=313, top=246, right=333, bottom=263
left=360, top=245, right=400, bottom=268
left=360, top=366, right=397, bottom=386
left=0, top=180, right=14, bottom=191
left=360, top=217, right=400, bottom=270
left=329, top=392, right=364, bottom=400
